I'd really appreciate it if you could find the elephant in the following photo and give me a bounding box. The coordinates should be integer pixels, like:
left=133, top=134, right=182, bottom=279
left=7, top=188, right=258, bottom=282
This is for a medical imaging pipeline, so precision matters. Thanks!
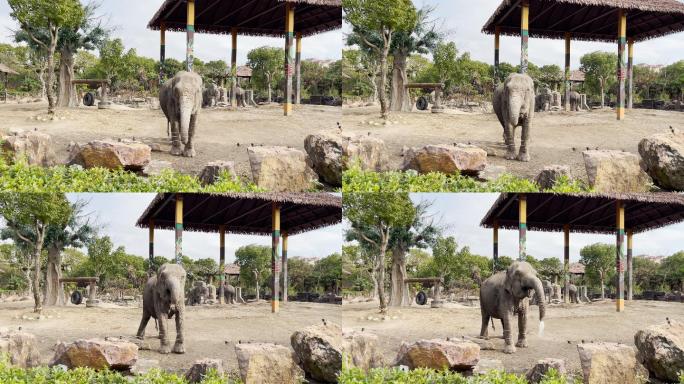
left=493, top=73, right=536, bottom=162
left=136, top=263, right=187, bottom=354
left=232, top=86, right=247, bottom=108
left=202, top=83, right=220, bottom=108
left=206, top=283, right=217, bottom=302
left=222, top=283, right=236, bottom=304
left=542, top=280, right=553, bottom=303
left=567, top=91, right=581, bottom=111
left=479, top=261, right=546, bottom=354
left=535, top=88, right=552, bottom=112
left=159, top=71, right=202, bottom=157
left=186, top=281, right=209, bottom=306
left=564, top=284, right=579, bottom=303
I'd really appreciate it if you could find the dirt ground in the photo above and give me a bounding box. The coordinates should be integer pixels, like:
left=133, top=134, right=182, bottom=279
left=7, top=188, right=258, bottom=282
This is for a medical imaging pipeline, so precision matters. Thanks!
left=0, top=300, right=341, bottom=375
left=342, top=106, right=682, bottom=182
left=0, top=102, right=341, bottom=180
left=342, top=299, right=684, bottom=375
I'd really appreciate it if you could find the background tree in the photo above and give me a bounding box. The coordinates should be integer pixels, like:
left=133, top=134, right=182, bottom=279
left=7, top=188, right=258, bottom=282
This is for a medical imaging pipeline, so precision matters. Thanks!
left=536, top=257, right=563, bottom=283
left=234, top=244, right=271, bottom=299
left=659, top=251, right=684, bottom=291
left=342, top=48, right=379, bottom=101
left=661, top=61, right=684, bottom=103
left=537, top=64, right=563, bottom=90
left=287, top=257, right=316, bottom=294
left=312, top=253, right=342, bottom=294
left=580, top=51, right=617, bottom=107
left=246, top=46, right=284, bottom=102
left=633, top=256, right=662, bottom=293
left=579, top=243, right=616, bottom=299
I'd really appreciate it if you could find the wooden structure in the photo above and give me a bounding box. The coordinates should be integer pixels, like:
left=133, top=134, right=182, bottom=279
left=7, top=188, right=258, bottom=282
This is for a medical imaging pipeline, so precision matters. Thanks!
left=483, top=0, right=684, bottom=119
left=0, top=63, right=18, bottom=103
left=405, top=83, right=445, bottom=113
left=72, top=79, right=112, bottom=109
left=147, top=0, right=341, bottom=115
left=481, top=193, right=684, bottom=311
left=405, top=277, right=445, bottom=308
left=59, top=277, right=99, bottom=307
left=137, top=193, right=341, bottom=313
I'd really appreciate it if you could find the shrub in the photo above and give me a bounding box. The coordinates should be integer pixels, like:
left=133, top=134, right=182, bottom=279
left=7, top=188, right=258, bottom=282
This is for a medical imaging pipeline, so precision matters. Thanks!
left=339, top=366, right=575, bottom=384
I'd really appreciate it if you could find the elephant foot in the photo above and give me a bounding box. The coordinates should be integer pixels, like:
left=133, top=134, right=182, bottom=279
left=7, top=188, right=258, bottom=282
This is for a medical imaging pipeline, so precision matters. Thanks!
left=170, top=146, right=183, bottom=156
left=159, top=344, right=171, bottom=354
left=517, top=152, right=530, bottom=162
left=172, top=342, right=185, bottom=354
left=505, top=151, right=517, bottom=160
left=183, top=147, right=196, bottom=158
left=503, top=344, right=517, bottom=354
left=478, top=335, right=489, bottom=340
left=516, top=339, right=528, bottom=348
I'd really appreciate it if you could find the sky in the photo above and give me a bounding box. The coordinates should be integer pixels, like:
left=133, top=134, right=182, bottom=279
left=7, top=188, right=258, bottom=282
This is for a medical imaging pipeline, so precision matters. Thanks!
left=344, top=194, right=684, bottom=263
left=0, top=1, right=342, bottom=64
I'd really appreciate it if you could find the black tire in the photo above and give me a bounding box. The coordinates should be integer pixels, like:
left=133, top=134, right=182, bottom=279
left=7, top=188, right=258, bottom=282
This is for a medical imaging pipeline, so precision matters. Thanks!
left=71, top=290, right=83, bottom=305
left=415, top=290, right=428, bottom=306
left=416, top=96, right=429, bottom=111
left=83, top=92, right=95, bottom=107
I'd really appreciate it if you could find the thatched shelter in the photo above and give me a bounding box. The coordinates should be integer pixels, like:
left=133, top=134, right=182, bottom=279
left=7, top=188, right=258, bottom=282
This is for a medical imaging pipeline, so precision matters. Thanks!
left=137, top=193, right=341, bottom=312
left=483, top=0, right=684, bottom=119
left=481, top=193, right=684, bottom=312
left=148, top=0, right=341, bottom=114
left=0, top=63, right=18, bottom=103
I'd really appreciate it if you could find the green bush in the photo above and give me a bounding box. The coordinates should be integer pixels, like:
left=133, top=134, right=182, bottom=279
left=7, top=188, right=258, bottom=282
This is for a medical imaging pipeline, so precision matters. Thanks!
left=339, top=366, right=573, bottom=384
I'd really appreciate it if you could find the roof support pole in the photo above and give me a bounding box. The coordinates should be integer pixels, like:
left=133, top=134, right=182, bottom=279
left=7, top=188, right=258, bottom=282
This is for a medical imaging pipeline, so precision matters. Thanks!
left=616, top=200, right=625, bottom=312
left=627, top=229, right=633, bottom=301
left=564, top=224, right=570, bottom=304
left=617, top=10, right=627, bottom=120
left=148, top=220, right=155, bottom=275
left=564, top=33, right=571, bottom=111
left=159, top=23, right=166, bottom=82
left=282, top=232, right=289, bottom=303
left=284, top=3, right=295, bottom=116
left=231, top=28, right=238, bottom=108
left=518, top=194, right=527, bottom=261
left=295, top=32, right=302, bottom=105
left=493, top=220, right=499, bottom=271
left=4, top=72, right=7, bottom=103
left=271, top=203, right=281, bottom=313
left=520, top=0, right=529, bottom=74
left=175, top=194, right=184, bottom=264
left=186, top=0, right=195, bottom=72
left=494, top=26, right=501, bottom=83
left=219, top=225, right=226, bottom=304
left=627, top=38, right=634, bottom=110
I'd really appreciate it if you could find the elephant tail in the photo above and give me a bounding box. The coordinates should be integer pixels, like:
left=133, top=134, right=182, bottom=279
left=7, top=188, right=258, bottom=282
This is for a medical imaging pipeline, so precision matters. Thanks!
left=154, top=318, right=158, bottom=331
left=166, top=120, right=170, bottom=137
left=490, top=317, right=495, bottom=331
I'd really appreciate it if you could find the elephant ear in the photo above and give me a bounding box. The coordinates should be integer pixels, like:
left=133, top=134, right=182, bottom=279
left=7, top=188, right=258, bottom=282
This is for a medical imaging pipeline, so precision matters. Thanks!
left=504, top=265, right=516, bottom=294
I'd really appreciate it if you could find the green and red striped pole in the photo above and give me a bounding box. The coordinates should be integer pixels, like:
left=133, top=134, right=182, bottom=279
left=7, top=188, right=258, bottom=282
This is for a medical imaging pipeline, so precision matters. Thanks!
left=616, top=201, right=625, bottom=312
left=219, top=225, right=226, bottom=304
left=627, top=38, right=634, bottom=110
left=627, top=229, right=633, bottom=300
left=186, top=0, right=195, bottom=72
left=520, top=0, right=529, bottom=74
left=295, top=32, right=302, bottom=105
left=160, top=23, right=166, bottom=82
left=617, top=10, right=627, bottom=120
left=284, top=3, right=295, bottom=116
left=271, top=203, right=281, bottom=313
left=231, top=28, right=238, bottom=107
left=148, top=219, right=155, bottom=274
left=564, top=33, right=571, bottom=111
left=282, top=232, right=289, bottom=303
left=493, top=220, right=499, bottom=270
left=564, top=224, right=570, bottom=303
left=519, top=194, right=527, bottom=261
left=494, top=26, right=501, bottom=82
left=175, top=194, right=183, bottom=264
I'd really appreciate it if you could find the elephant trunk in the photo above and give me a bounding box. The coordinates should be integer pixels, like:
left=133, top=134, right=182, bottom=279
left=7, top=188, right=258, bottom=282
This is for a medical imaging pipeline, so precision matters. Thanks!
left=179, top=103, right=191, bottom=145
left=528, top=275, right=546, bottom=322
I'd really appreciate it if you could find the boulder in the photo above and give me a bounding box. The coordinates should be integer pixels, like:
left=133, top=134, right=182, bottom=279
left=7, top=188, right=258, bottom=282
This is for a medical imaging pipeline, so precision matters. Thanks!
left=582, top=150, right=651, bottom=193
left=478, top=164, right=506, bottom=182
left=130, top=358, right=160, bottom=375
left=184, top=358, right=224, bottom=383
left=248, top=146, right=316, bottom=192
left=472, top=359, right=504, bottom=375
left=0, top=330, right=41, bottom=368
left=403, top=144, right=487, bottom=176
left=235, top=343, right=304, bottom=384
left=1, top=131, right=56, bottom=166
left=73, top=140, right=151, bottom=171
left=342, top=328, right=384, bottom=374
left=634, top=321, right=684, bottom=382
left=142, top=160, right=172, bottom=177
left=49, top=338, right=138, bottom=371
left=393, top=339, right=480, bottom=371
left=526, top=358, right=566, bottom=383
left=199, top=161, right=237, bottom=185
left=291, top=323, right=343, bottom=383
left=577, top=342, right=647, bottom=384
left=535, top=165, right=571, bottom=190
left=304, top=131, right=389, bottom=186
left=638, top=132, right=684, bottom=190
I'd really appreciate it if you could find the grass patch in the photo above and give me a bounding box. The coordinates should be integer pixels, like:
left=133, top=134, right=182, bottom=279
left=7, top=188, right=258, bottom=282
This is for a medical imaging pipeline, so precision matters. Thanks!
left=339, top=366, right=576, bottom=384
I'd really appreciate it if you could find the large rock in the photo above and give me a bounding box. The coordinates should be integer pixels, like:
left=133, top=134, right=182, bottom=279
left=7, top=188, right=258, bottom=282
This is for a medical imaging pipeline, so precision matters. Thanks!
left=0, top=330, right=41, bottom=368
left=393, top=339, right=480, bottom=371
left=142, top=160, right=172, bottom=177
left=577, top=342, right=647, bottom=384
left=198, top=161, right=237, bottom=185
left=526, top=358, right=566, bottom=383
left=1, top=131, right=56, bottom=166
left=185, top=358, right=224, bottom=383
left=72, top=140, right=151, bottom=171
left=304, top=131, right=389, bottom=186
left=535, top=165, right=571, bottom=190
left=130, top=358, right=160, bottom=375
left=638, top=132, right=684, bottom=190
left=248, top=146, right=316, bottom=192
left=342, top=328, right=384, bottom=374
left=49, top=338, right=138, bottom=371
left=583, top=150, right=651, bottom=193
left=291, top=323, right=342, bottom=383
left=403, top=144, right=487, bottom=176
left=634, top=321, right=684, bottom=382
left=235, top=343, right=304, bottom=384
left=472, top=359, right=503, bottom=375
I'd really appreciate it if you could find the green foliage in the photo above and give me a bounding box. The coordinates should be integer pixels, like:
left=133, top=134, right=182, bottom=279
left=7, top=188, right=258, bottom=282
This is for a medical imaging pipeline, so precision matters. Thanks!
left=313, top=253, right=342, bottom=292
left=580, top=243, right=616, bottom=294
left=340, top=366, right=530, bottom=384
left=234, top=244, right=272, bottom=295
left=342, top=244, right=374, bottom=293
left=8, top=0, right=84, bottom=32
left=580, top=51, right=617, bottom=104
left=343, top=0, right=417, bottom=37
left=659, top=251, right=684, bottom=291
left=415, top=236, right=491, bottom=289
left=246, top=46, right=284, bottom=99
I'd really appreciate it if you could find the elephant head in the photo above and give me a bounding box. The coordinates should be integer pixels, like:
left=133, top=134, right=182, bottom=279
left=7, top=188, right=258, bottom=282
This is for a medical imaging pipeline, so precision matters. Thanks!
left=171, top=71, right=202, bottom=145
left=157, top=263, right=186, bottom=314
left=505, top=261, right=546, bottom=324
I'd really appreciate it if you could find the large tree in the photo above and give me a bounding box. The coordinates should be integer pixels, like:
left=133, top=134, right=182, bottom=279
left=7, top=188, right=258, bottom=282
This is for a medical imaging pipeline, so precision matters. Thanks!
left=579, top=243, right=616, bottom=299
left=246, top=46, right=284, bottom=102
left=234, top=244, right=271, bottom=300
left=8, top=0, right=85, bottom=115
left=580, top=51, right=617, bottom=107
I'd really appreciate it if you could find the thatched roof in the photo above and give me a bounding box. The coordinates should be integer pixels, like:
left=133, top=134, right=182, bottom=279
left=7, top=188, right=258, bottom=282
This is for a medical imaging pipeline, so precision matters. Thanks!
left=0, top=63, right=18, bottom=75
left=148, top=0, right=341, bottom=38
left=137, top=193, right=341, bottom=236
left=481, top=193, right=684, bottom=235
left=224, top=263, right=241, bottom=275
left=569, top=70, right=585, bottom=82
left=236, top=66, right=253, bottom=78
left=482, top=0, right=684, bottom=42
left=569, top=262, right=585, bottom=274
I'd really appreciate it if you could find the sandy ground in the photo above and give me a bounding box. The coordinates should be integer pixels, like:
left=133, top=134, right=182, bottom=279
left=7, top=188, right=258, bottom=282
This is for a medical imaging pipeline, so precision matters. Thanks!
left=342, top=106, right=682, bottom=182
left=0, top=300, right=341, bottom=375
left=342, top=299, right=684, bottom=375
left=0, top=102, right=341, bottom=181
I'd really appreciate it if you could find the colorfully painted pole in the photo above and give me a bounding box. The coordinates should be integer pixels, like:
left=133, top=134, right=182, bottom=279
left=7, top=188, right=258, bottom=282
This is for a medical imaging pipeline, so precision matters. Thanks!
left=493, top=220, right=499, bottom=270
left=219, top=225, right=225, bottom=304
left=231, top=28, right=237, bottom=108
left=627, top=38, right=634, bottom=110
left=186, top=0, right=195, bottom=72
left=564, top=33, right=571, bottom=111
left=282, top=232, right=289, bottom=303
left=149, top=220, right=155, bottom=272
left=284, top=3, right=295, bottom=116
left=616, top=201, right=626, bottom=312
left=520, top=0, right=529, bottom=74
left=295, top=32, right=302, bottom=105
left=519, top=194, right=527, bottom=261
left=617, top=10, right=627, bottom=120
left=160, top=23, right=166, bottom=82
left=627, top=229, right=633, bottom=301
left=271, top=203, right=281, bottom=313
left=564, top=224, right=570, bottom=304
left=494, top=26, right=501, bottom=82
left=175, top=195, right=183, bottom=264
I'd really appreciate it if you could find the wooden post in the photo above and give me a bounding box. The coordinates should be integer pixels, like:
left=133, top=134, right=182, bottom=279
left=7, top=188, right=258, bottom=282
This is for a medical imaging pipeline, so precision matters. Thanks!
left=282, top=232, right=288, bottom=303
left=520, top=0, right=530, bottom=74
left=494, top=26, right=501, bottom=82
left=148, top=219, right=155, bottom=273
left=231, top=28, right=238, bottom=107
left=295, top=32, right=302, bottom=105
left=493, top=220, right=499, bottom=270
left=627, top=229, right=633, bottom=301
left=219, top=225, right=226, bottom=304
left=186, top=0, right=195, bottom=71
left=564, top=33, right=571, bottom=111
left=284, top=3, right=295, bottom=116
left=616, top=201, right=625, bottom=312
left=175, top=194, right=183, bottom=264
left=617, top=10, right=627, bottom=120
left=271, top=203, right=281, bottom=313
left=627, top=38, right=634, bottom=110
left=519, top=194, right=527, bottom=261
left=564, top=224, right=570, bottom=304
left=160, top=23, right=166, bottom=82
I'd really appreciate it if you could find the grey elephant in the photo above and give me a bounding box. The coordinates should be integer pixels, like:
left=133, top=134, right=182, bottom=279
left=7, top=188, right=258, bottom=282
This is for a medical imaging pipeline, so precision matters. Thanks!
left=563, top=284, right=579, bottom=303
left=206, top=283, right=217, bottom=302
left=136, top=263, right=187, bottom=354
left=493, top=73, right=535, bottom=162
left=222, top=283, right=236, bottom=304
left=186, top=281, right=209, bottom=306
left=202, top=83, right=220, bottom=108
left=542, top=280, right=553, bottom=303
left=535, top=88, right=552, bottom=112
left=159, top=71, right=202, bottom=157
left=233, top=86, right=246, bottom=108
left=479, top=261, right=546, bottom=354
left=566, top=91, right=581, bottom=111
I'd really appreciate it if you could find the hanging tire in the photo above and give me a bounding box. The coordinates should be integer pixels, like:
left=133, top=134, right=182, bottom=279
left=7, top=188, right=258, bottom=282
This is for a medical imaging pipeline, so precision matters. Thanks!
left=416, top=96, right=429, bottom=111
left=71, top=290, right=83, bottom=305
left=415, top=290, right=428, bottom=306
left=83, top=92, right=95, bottom=107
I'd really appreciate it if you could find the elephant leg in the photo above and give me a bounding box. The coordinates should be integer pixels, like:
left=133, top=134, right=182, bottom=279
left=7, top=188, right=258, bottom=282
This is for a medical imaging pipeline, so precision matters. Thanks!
left=136, top=311, right=151, bottom=339
left=505, top=123, right=517, bottom=160
left=502, top=312, right=516, bottom=354
left=170, top=121, right=183, bottom=156
left=479, top=313, right=490, bottom=339
left=183, top=114, right=197, bottom=158
left=157, top=312, right=171, bottom=354
left=516, top=309, right=528, bottom=348
left=517, top=117, right=531, bottom=162
left=172, top=309, right=185, bottom=354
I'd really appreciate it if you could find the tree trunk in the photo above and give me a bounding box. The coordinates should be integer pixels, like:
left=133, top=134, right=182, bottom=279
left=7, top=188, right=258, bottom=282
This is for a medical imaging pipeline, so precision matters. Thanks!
left=24, top=265, right=32, bottom=297
left=57, top=49, right=76, bottom=107
left=38, top=64, right=47, bottom=100
left=376, top=230, right=389, bottom=314
left=369, top=72, right=378, bottom=103
left=253, top=270, right=260, bottom=301
left=389, top=247, right=410, bottom=307
left=378, top=34, right=391, bottom=119
left=33, top=229, right=45, bottom=313
left=267, top=77, right=272, bottom=103
left=46, top=30, right=58, bottom=115
left=44, top=245, right=64, bottom=306
left=369, top=272, right=378, bottom=299
left=390, top=51, right=412, bottom=112
left=600, top=273, right=605, bottom=300
left=600, top=80, right=605, bottom=108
